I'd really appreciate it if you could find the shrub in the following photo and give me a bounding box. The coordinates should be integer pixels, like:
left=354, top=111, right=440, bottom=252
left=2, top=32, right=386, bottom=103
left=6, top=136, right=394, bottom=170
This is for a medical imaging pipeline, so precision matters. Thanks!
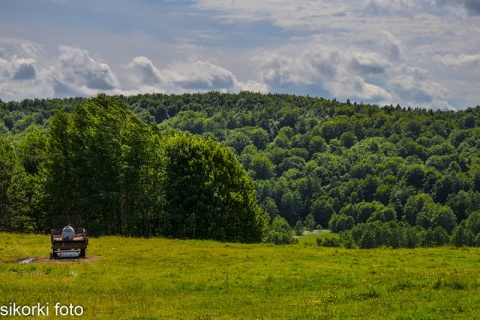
left=266, top=216, right=297, bottom=245
left=317, top=237, right=341, bottom=247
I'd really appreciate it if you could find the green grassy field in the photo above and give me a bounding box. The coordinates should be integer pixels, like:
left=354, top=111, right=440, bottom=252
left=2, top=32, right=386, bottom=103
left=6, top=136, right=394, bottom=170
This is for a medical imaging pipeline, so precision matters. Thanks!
left=1, top=232, right=480, bottom=319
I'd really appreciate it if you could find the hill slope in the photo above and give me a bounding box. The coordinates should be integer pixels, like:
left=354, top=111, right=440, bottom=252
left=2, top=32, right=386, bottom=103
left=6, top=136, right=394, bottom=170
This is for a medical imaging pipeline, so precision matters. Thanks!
left=1, top=92, right=480, bottom=246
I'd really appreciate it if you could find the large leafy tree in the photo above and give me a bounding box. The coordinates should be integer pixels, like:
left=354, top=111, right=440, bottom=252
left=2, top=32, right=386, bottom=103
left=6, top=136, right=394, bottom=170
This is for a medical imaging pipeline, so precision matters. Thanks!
left=162, top=133, right=269, bottom=242
left=45, top=94, right=162, bottom=236
left=0, top=137, right=15, bottom=231
left=10, top=127, right=48, bottom=232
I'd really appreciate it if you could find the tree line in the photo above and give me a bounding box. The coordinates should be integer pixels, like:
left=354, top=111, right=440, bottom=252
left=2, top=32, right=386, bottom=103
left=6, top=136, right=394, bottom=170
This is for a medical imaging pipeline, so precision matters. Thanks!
left=0, top=94, right=267, bottom=242
left=1, top=91, right=480, bottom=246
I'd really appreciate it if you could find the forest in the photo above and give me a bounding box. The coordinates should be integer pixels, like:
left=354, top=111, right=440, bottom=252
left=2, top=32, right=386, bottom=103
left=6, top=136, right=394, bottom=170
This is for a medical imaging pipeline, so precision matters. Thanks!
left=1, top=91, right=480, bottom=247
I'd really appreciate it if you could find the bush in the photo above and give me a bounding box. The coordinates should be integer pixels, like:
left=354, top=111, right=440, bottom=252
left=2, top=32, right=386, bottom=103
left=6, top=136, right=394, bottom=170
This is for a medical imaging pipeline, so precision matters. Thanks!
left=317, top=237, right=341, bottom=247
left=343, top=221, right=454, bottom=249
left=267, top=231, right=298, bottom=245
left=266, top=216, right=297, bottom=245
left=295, top=221, right=305, bottom=236
left=452, top=223, right=474, bottom=247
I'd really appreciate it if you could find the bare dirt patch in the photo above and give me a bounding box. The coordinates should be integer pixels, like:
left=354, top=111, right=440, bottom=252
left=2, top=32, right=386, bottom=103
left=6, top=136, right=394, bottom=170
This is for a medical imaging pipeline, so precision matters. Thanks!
left=14, top=256, right=101, bottom=264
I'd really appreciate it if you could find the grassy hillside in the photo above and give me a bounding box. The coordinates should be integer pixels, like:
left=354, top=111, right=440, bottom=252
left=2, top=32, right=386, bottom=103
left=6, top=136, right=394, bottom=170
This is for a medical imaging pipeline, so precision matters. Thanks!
left=1, top=232, right=479, bottom=319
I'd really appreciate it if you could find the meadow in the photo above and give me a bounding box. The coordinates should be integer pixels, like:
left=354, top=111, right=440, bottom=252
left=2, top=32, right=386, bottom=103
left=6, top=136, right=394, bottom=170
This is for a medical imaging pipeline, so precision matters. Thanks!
left=1, top=232, right=480, bottom=319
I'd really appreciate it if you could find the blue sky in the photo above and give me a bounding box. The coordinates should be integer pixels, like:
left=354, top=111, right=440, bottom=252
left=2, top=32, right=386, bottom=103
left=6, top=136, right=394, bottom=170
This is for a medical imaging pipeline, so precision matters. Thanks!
left=1, top=0, right=479, bottom=109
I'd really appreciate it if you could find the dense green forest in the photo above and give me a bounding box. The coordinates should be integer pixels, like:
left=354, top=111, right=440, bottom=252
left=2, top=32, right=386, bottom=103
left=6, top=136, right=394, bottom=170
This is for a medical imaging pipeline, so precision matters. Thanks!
left=1, top=92, right=480, bottom=247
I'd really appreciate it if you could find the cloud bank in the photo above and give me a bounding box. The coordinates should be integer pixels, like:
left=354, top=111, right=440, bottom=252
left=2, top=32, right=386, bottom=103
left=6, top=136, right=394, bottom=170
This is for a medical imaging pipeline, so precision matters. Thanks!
left=1, top=0, right=479, bottom=109
left=0, top=45, right=266, bottom=101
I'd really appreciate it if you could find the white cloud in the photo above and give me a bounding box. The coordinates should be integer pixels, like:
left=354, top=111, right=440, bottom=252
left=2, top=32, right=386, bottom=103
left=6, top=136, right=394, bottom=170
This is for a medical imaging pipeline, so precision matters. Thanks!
left=0, top=43, right=44, bottom=82
left=0, top=44, right=54, bottom=100
left=52, top=46, right=120, bottom=96
left=434, top=53, right=480, bottom=67
left=126, top=56, right=267, bottom=94
left=14, top=43, right=44, bottom=59
left=237, top=80, right=269, bottom=93
left=0, top=79, right=54, bottom=101
left=0, top=45, right=123, bottom=100
left=390, top=75, right=444, bottom=104
left=349, top=52, right=389, bottom=75
left=194, top=0, right=356, bottom=31
left=388, top=65, right=451, bottom=108
left=194, top=0, right=465, bottom=31
left=251, top=40, right=392, bottom=102
left=381, top=31, right=406, bottom=62
left=165, top=60, right=236, bottom=91
left=0, top=57, right=11, bottom=78
left=1, top=1, right=479, bottom=109
left=126, top=56, right=165, bottom=86
left=192, top=0, right=477, bottom=108
left=363, top=0, right=420, bottom=16
left=11, top=57, right=37, bottom=80
left=0, top=42, right=268, bottom=101
left=246, top=35, right=461, bottom=108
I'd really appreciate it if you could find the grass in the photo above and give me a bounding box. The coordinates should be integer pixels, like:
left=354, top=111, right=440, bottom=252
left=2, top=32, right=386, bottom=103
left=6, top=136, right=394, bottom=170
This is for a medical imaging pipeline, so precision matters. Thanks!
left=295, top=229, right=339, bottom=246
left=1, top=232, right=480, bottom=319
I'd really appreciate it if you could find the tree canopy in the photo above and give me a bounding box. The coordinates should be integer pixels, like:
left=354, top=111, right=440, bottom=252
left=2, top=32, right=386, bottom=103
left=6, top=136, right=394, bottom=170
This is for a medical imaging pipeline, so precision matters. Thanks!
left=1, top=91, right=480, bottom=246
left=0, top=94, right=268, bottom=242
left=162, top=133, right=268, bottom=242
